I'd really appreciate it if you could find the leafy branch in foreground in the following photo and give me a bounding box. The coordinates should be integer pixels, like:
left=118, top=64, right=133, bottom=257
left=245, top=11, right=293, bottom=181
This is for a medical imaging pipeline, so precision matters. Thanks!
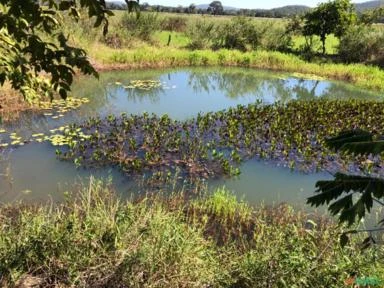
left=0, top=0, right=139, bottom=101
left=307, top=129, right=384, bottom=247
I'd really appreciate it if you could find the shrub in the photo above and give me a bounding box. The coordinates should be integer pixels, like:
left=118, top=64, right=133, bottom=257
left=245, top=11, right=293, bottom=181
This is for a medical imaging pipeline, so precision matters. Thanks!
left=120, top=12, right=160, bottom=42
left=298, top=35, right=320, bottom=60
left=160, top=16, right=187, bottom=32
left=258, top=22, right=293, bottom=52
left=212, top=17, right=262, bottom=51
left=338, top=25, right=384, bottom=65
left=186, top=20, right=216, bottom=50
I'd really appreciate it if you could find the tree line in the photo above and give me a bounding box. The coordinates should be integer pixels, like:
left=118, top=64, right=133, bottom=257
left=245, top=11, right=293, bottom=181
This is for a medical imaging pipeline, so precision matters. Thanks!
left=107, top=1, right=383, bottom=22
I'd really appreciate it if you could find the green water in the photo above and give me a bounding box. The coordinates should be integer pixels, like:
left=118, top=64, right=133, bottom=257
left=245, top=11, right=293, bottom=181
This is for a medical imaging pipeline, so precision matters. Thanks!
left=0, top=67, right=381, bottom=205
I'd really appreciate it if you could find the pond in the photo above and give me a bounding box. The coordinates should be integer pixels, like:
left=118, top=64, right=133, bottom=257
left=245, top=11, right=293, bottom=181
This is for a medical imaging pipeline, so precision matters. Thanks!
left=0, top=67, right=382, bottom=206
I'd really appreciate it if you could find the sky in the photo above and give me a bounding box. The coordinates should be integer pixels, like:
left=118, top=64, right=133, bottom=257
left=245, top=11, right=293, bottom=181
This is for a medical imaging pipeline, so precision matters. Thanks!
left=139, top=0, right=373, bottom=10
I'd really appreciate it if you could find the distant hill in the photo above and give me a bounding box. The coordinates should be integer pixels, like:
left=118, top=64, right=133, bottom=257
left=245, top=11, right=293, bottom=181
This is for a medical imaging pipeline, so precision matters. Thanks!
left=355, top=0, right=384, bottom=12
left=270, top=5, right=311, bottom=16
left=196, top=4, right=310, bottom=14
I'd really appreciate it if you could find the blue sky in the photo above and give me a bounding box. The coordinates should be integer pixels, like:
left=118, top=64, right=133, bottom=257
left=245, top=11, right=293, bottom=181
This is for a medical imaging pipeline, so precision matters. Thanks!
left=140, top=0, right=370, bottom=9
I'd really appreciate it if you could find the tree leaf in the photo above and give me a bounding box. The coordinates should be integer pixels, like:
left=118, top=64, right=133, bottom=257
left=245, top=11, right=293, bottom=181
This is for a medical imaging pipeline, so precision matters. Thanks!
left=340, top=233, right=349, bottom=247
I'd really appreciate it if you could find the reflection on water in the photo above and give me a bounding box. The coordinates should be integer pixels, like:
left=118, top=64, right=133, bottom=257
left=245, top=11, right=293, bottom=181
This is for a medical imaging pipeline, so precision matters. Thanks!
left=0, top=143, right=333, bottom=206
left=0, top=67, right=382, bottom=205
left=187, top=69, right=379, bottom=103
left=3, top=67, right=381, bottom=132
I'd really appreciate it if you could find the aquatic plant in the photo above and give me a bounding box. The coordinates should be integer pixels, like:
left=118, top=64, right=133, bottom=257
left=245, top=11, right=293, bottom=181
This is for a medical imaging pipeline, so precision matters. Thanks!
left=37, top=97, right=90, bottom=119
left=52, top=99, right=384, bottom=182
left=0, top=97, right=91, bottom=150
left=120, top=79, right=163, bottom=90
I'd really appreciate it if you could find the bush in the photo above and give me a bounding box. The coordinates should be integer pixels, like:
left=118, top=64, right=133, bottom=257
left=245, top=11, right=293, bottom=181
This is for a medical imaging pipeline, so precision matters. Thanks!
left=120, top=12, right=160, bottom=42
left=338, top=25, right=384, bottom=65
left=298, top=35, right=321, bottom=60
left=258, top=22, right=293, bottom=52
left=186, top=20, right=216, bottom=50
left=212, top=17, right=262, bottom=51
left=160, top=16, right=187, bottom=32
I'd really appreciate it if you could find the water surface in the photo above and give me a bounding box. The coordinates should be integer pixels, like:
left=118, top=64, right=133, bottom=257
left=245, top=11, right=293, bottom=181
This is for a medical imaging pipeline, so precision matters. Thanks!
left=0, top=67, right=380, bottom=205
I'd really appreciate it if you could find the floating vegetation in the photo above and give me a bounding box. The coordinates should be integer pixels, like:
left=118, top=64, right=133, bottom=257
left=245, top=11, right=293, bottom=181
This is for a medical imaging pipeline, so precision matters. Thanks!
left=114, top=79, right=171, bottom=91
left=0, top=132, right=25, bottom=148
left=55, top=100, right=384, bottom=181
left=32, top=133, right=45, bottom=138
left=0, top=123, right=91, bottom=151
left=0, top=97, right=91, bottom=151
left=33, top=97, right=90, bottom=120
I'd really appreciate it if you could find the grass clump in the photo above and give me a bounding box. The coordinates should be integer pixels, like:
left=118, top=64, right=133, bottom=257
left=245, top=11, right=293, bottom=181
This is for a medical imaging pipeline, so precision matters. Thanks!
left=0, top=179, right=219, bottom=287
left=0, top=178, right=382, bottom=287
left=339, top=25, right=384, bottom=66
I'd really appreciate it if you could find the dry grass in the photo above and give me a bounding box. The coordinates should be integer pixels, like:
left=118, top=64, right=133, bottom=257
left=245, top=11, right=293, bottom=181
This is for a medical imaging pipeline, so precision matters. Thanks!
left=0, top=85, right=35, bottom=123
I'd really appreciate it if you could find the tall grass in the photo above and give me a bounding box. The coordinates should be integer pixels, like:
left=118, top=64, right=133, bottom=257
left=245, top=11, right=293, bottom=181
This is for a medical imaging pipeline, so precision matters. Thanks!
left=0, top=178, right=382, bottom=287
left=90, top=46, right=384, bottom=91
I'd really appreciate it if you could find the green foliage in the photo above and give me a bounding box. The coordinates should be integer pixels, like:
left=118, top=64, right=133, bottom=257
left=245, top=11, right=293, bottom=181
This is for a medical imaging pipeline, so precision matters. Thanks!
left=197, top=187, right=252, bottom=221
left=212, top=17, right=261, bottom=51
left=309, top=173, right=384, bottom=226
left=0, top=0, right=139, bottom=101
left=208, top=1, right=223, bottom=15
left=324, top=129, right=373, bottom=151
left=360, top=7, right=384, bottom=25
left=338, top=25, right=384, bottom=65
left=91, top=46, right=384, bottom=91
left=303, top=0, right=357, bottom=54
left=185, top=18, right=292, bottom=52
left=53, top=100, right=384, bottom=186
left=186, top=20, right=215, bottom=49
left=259, top=22, right=293, bottom=52
left=120, top=12, right=160, bottom=42
left=0, top=180, right=382, bottom=287
left=308, top=129, right=384, bottom=246
left=160, top=15, right=187, bottom=32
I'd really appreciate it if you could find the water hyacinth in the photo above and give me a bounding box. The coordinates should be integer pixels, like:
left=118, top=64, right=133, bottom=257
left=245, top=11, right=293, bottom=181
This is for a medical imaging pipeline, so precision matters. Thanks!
left=53, top=99, right=384, bottom=181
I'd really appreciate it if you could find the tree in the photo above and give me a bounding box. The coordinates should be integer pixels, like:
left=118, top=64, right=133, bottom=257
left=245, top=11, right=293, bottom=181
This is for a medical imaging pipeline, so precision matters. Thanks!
left=208, top=1, right=224, bottom=16
left=189, top=3, right=196, bottom=14
left=303, top=0, right=357, bottom=55
left=360, top=7, right=384, bottom=25
left=307, top=130, right=384, bottom=247
left=0, top=0, right=139, bottom=102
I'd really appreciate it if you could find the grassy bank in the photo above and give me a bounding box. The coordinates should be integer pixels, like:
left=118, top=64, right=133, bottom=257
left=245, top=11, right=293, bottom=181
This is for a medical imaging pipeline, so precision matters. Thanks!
left=89, top=46, right=384, bottom=92
left=0, top=179, right=382, bottom=287
left=64, top=11, right=384, bottom=92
